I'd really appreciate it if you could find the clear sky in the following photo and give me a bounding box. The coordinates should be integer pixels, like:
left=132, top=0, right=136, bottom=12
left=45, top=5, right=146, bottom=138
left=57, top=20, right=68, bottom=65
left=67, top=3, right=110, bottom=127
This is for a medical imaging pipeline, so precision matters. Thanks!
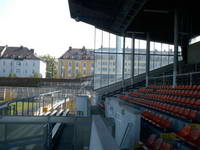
left=0, top=0, right=94, bottom=58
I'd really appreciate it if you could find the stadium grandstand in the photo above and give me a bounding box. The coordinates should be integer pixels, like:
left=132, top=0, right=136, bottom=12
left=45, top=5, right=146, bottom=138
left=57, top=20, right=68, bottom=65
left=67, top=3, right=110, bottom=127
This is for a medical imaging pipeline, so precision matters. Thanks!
left=1, top=0, right=200, bottom=150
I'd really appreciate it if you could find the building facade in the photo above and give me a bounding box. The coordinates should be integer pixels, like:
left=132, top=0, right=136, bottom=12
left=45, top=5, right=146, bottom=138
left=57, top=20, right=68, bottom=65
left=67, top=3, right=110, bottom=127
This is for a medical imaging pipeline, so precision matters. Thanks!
left=58, top=47, right=94, bottom=79
left=0, top=46, right=46, bottom=78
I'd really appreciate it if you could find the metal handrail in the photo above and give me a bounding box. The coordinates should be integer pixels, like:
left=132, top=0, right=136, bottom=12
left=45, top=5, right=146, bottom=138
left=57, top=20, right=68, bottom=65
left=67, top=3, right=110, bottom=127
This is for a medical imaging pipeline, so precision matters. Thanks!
left=149, top=71, right=200, bottom=80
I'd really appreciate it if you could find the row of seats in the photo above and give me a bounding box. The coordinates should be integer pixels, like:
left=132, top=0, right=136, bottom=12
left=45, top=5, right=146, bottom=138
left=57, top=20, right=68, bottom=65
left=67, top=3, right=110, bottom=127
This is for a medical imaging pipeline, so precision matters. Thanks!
left=142, top=111, right=172, bottom=129
left=119, top=96, right=198, bottom=121
left=126, top=92, right=199, bottom=120
left=143, top=93, right=200, bottom=108
left=175, top=125, right=200, bottom=148
left=129, top=91, right=200, bottom=108
left=155, top=89, right=200, bottom=98
left=148, top=85, right=200, bottom=90
left=138, top=88, right=154, bottom=93
left=128, top=91, right=143, bottom=97
left=139, top=87, right=200, bottom=98
left=141, top=134, right=173, bottom=150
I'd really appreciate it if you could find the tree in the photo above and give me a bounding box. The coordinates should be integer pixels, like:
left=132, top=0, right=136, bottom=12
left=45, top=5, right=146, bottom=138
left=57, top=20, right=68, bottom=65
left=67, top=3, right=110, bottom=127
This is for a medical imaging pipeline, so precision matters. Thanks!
left=40, top=55, right=57, bottom=78
left=32, top=73, right=42, bottom=78
left=76, top=72, right=83, bottom=78
left=8, top=73, right=16, bottom=78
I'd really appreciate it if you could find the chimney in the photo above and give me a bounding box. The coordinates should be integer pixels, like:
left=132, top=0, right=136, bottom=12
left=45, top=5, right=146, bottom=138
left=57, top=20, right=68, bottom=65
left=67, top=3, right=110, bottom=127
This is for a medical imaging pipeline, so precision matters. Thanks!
left=82, top=46, right=85, bottom=50
left=69, top=46, right=72, bottom=50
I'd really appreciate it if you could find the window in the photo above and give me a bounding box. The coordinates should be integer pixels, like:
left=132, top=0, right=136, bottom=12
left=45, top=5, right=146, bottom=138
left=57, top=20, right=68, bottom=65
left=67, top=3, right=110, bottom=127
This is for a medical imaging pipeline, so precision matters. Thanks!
left=26, top=62, right=28, bottom=66
left=16, top=69, right=20, bottom=73
left=32, top=70, right=35, bottom=74
left=3, top=61, right=5, bottom=66
left=16, top=61, right=21, bottom=66
left=33, top=62, right=35, bottom=66
left=3, top=69, right=5, bottom=73
left=25, top=70, right=27, bottom=73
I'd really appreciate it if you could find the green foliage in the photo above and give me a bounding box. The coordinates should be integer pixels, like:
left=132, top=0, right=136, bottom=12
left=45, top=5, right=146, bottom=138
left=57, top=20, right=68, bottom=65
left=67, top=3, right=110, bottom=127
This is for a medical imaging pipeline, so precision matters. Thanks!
left=32, top=73, right=42, bottom=78
left=76, top=72, right=83, bottom=78
left=40, top=54, right=57, bottom=78
left=8, top=73, right=16, bottom=78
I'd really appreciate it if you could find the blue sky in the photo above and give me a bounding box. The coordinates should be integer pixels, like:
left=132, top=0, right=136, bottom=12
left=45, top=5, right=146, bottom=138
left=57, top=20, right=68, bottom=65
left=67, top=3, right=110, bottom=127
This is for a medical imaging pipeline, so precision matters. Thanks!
left=0, top=0, right=94, bottom=58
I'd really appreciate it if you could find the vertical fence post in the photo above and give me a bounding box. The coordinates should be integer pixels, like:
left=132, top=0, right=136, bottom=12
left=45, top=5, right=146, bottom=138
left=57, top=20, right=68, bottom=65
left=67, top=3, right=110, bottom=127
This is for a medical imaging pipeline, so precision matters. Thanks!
left=190, top=73, right=192, bottom=85
left=146, top=33, right=150, bottom=87
left=22, top=101, right=24, bottom=116
left=27, top=99, right=29, bottom=115
left=173, top=9, right=179, bottom=87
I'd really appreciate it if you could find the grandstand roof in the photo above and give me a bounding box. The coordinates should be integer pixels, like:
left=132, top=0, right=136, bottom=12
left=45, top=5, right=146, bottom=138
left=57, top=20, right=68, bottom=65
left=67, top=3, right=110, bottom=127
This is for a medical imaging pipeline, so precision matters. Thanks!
left=68, top=0, right=200, bottom=45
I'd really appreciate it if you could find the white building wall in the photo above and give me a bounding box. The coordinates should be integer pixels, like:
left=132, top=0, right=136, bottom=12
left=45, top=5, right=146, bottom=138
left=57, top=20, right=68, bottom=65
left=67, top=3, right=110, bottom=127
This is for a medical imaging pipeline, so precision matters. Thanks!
left=105, top=97, right=141, bottom=149
left=0, top=59, right=13, bottom=77
left=0, top=59, right=46, bottom=78
left=39, top=61, right=46, bottom=78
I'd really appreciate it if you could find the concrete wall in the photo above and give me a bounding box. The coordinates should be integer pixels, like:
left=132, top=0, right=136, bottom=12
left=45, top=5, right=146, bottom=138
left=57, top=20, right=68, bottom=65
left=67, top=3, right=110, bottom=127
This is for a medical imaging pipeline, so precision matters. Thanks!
left=105, top=97, right=141, bottom=149
left=75, top=96, right=90, bottom=117
left=188, top=41, right=200, bottom=64
left=89, top=115, right=120, bottom=150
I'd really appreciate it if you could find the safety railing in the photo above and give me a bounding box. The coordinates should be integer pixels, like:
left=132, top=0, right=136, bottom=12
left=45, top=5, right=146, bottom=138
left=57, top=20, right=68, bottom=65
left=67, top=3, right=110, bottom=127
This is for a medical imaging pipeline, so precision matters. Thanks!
left=149, top=71, right=200, bottom=86
left=0, top=90, right=67, bottom=116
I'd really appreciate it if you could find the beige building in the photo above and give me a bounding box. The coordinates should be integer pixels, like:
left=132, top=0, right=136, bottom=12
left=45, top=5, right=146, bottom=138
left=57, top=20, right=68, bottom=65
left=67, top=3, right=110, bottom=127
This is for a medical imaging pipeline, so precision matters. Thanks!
left=58, top=46, right=94, bottom=79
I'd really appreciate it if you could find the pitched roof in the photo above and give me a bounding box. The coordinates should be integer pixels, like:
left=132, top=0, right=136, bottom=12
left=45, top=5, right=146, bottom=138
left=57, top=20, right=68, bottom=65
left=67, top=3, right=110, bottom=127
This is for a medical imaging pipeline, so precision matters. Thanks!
left=59, top=46, right=94, bottom=60
left=0, top=46, right=40, bottom=60
left=0, top=46, right=5, bottom=56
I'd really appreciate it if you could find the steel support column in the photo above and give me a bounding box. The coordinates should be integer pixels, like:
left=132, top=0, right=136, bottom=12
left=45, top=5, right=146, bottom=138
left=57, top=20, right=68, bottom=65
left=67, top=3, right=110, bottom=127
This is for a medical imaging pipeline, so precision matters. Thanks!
left=146, top=33, right=150, bottom=87
left=122, top=36, right=126, bottom=92
left=173, top=9, right=178, bottom=87
left=131, top=34, right=135, bottom=86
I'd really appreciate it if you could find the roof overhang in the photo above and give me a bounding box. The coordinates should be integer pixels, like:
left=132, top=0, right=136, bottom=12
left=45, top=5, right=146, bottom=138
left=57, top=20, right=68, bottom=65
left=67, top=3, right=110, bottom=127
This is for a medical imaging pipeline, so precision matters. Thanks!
left=68, top=0, right=200, bottom=45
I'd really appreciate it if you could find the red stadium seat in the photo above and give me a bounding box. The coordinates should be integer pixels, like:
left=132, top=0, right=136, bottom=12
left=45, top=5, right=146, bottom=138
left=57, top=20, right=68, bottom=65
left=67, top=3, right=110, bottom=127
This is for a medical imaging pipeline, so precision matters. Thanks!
left=160, top=118, right=171, bottom=129
left=183, top=109, right=190, bottom=118
left=160, top=143, right=172, bottom=150
left=194, top=100, right=200, bottom=107
left=186, top=130, right=200, bottom=142
left=146, top=134, right=157, bottom=147
left=188, top=99, right=195, bottom=106
left=197, top=85, right=200, bottom=90
left=177, top=107, right=184, bottom=116
left=176, top=125, right=192, bottom=137
left=184, top=98, right=190, bottom=105
left=172, top=106, right=179, bottom=114
left=188, top=110, right=198, bottom=120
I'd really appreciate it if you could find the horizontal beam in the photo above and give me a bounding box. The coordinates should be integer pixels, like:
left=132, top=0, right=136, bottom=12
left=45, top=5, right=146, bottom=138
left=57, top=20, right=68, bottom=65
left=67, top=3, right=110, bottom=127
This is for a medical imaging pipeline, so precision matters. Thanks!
left=0, top=115, right=89, bottom=124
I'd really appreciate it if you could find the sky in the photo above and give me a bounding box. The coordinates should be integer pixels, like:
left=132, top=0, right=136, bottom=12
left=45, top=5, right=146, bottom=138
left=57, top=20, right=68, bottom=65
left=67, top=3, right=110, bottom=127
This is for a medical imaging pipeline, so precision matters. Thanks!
left=0, top=0, right=94, bottom=58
